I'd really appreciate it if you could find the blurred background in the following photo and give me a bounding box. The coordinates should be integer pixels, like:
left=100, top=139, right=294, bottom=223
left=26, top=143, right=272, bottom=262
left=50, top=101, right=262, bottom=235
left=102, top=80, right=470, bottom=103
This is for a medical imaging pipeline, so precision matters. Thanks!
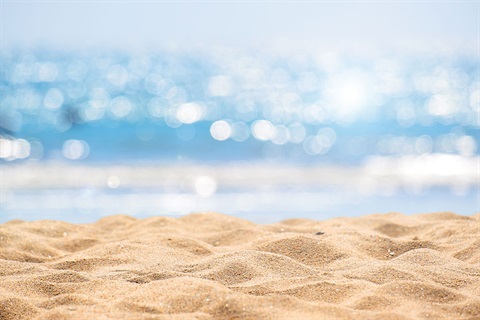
left=1, top=2, right=479, bottom=223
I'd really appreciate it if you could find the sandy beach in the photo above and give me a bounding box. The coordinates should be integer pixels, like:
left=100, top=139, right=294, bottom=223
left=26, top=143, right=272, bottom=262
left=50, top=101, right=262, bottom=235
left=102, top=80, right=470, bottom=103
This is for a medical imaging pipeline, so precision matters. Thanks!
left=1, top=211, right=479, bottom=319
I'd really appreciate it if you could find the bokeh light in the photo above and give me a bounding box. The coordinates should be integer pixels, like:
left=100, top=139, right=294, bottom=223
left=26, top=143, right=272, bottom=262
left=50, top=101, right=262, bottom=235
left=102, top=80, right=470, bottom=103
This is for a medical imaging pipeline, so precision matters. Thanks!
left=109, top=96, right=132, bottom=119
left=177, top=102, right=203, bottom=124
left=230, top=122, right=250, bottom=142
left=43, top=88, right=64, bottom=110
left=62, top=140, right=90, bottom=160
left=107, top=175, right=121, bottom=189
left=324, top=70, right=372, bottom=122
left=38, top=62, right=58, bottom=82
left=194, top=176, right=217, bottom=197
left=0, top=137, right=31, bottom=160
left=210, top=120, right=232, bottom=141
left=252, top=120, right=275, bottom=141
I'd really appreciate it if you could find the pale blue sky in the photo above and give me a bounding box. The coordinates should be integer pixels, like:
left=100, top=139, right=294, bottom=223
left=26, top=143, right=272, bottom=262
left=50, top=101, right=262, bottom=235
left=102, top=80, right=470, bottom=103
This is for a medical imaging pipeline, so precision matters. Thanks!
left=1, top=1, right=478, bottom=53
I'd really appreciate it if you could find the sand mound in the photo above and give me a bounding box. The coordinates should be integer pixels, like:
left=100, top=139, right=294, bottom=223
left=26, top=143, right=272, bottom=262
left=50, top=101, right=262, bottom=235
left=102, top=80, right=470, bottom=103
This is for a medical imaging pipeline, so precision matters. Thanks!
left=1, top=212, right=479, bottom=319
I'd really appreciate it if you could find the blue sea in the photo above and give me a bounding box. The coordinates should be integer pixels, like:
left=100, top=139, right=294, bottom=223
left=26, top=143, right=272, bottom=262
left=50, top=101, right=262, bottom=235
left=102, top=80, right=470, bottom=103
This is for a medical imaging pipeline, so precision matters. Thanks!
left=1, top=49, right=479, bottom=223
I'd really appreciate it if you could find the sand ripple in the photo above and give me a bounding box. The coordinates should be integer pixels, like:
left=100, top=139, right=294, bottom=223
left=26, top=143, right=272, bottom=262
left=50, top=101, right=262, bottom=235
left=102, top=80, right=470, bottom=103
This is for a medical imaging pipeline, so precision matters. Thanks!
left=1, top=212, right=479, bottom=319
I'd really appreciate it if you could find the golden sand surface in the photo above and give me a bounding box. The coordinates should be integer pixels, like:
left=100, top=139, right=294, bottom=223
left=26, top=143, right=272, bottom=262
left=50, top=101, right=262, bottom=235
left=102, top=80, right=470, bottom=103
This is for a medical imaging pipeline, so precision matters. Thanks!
left=1, top=212, right=479, bottom=319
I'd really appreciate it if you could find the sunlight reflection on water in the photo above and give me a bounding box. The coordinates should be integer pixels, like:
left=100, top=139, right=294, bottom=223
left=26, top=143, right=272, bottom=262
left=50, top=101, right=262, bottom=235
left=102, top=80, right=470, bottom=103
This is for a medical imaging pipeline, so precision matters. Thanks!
left=1, top=49, right=478, bottom=222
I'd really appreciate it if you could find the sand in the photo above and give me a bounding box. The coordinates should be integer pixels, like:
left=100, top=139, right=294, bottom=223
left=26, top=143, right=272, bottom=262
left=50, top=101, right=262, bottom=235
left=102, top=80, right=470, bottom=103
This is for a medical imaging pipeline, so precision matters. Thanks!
left=1, top=212, right=479, bottom=320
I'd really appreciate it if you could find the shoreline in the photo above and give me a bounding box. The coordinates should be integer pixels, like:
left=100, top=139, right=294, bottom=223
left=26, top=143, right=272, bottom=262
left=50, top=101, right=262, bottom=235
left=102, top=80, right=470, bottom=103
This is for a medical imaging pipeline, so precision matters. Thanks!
left=3, top=156, right=478, bottom=190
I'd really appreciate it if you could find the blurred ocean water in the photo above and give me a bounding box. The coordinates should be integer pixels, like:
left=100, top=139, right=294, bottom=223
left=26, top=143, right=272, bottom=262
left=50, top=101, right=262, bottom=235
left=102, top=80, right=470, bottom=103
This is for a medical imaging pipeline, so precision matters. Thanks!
left=1, top=49, right=479, bottom=222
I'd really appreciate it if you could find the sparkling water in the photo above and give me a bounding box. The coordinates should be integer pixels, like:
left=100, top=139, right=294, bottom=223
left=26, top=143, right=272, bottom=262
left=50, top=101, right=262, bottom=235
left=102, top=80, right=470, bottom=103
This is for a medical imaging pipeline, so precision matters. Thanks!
left=1, top=49, right=478, bottom=222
